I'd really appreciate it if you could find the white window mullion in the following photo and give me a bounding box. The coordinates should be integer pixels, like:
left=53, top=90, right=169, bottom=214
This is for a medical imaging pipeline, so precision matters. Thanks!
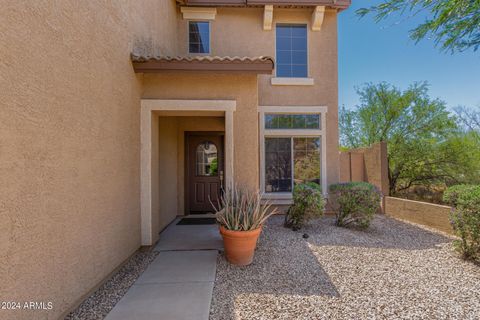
left=291, top=137, right=294, bottom=192
left=265, top=129, right=322, bottom=136
left=321, top=110, right=327, bottom=195
left=260, top=106, right=327, bottom=114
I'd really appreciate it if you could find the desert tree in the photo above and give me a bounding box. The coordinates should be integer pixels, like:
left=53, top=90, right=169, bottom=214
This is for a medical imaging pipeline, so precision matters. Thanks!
left=357, top=0, right=480, bottom=53
left=339, top=82, right=476, bottom=194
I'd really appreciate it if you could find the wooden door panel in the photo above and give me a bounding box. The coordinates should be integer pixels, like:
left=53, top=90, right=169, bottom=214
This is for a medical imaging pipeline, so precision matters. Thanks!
left=186, top=133, right=224, bottom=214
left=208, top=182, right=219, bottom=203
left=194, top=183, right=205, bottom=205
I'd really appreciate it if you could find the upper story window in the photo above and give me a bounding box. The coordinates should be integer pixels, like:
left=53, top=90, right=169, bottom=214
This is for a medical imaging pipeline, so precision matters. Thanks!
left=276, top=24, right=308, bottom=78
left=189, top=21, right=210, bottom=54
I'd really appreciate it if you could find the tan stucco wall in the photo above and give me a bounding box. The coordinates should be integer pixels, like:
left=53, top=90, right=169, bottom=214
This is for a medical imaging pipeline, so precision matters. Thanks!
left=339, top=142, right=390, bottom=196
left=339, top=152, right=352, bottom=183
left=176, top=7, right=340, bottom=185
left=385, top=197, right=453, bottom=235
left=143, top=74, right=259, bottom=194
left=158, top=117, right=179, bottom=232
left=0, top=1, right=178, bottom=319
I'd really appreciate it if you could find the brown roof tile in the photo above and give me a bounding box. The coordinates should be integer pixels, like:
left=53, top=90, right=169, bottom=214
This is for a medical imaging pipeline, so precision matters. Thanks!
left=131, top=54, right=273, bottom=63
left=131, top=54, right=275, bottom=74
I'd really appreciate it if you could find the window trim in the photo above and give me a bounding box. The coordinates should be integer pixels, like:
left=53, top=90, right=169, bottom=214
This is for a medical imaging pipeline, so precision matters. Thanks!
left=271, top=77, right=314, bottom=86
left=188, top=20, right=211, bottom=55
left=259, top=106, right=328, bottom=202
left=274, top=23, right=309, bottom=79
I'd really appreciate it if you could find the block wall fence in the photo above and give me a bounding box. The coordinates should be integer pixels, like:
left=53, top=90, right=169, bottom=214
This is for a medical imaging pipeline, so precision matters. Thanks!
left=339, top=142, right=454, bottom=235
left=339, top=141, right=389, bottom=195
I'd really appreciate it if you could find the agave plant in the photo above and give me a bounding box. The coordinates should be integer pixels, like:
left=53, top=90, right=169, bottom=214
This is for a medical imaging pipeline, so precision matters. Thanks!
left=212, top=186, right=276, bottom=231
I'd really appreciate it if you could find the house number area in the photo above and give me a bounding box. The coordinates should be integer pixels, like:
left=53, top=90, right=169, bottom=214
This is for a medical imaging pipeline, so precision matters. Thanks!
left=1, top=301, right=53, bottom=310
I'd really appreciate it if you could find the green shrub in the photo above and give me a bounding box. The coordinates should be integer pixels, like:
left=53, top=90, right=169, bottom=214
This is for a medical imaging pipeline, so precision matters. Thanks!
left=444, top=184, right=480, bottom=261
left=328, top=182, right=381, bottom=229
left=284, top=182, right=325, bottom=230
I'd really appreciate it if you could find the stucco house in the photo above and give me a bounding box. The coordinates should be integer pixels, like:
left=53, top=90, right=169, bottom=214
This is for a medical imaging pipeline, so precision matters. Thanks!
left=1, top=0, right=350, bottom=319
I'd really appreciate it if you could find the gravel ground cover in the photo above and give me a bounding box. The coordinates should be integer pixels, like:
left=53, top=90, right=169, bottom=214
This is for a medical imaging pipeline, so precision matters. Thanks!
left=210, top=215, right=480, bottom=320
left=64, top=250, right=159, bottom=320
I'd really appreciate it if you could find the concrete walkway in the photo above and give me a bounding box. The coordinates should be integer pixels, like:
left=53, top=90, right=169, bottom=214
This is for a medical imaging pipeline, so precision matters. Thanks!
left=155, top=219, right=223, bottom=251
left=105, top=219, right=222, bottom=320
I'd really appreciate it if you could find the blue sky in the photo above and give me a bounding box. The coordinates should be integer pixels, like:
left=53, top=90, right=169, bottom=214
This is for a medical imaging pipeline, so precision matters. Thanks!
left=338, top=1, right=480, bottom=110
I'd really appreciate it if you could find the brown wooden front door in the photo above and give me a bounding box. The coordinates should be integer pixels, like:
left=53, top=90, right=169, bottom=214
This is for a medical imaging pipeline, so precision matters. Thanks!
left=186, top=132, right=224, bottom=214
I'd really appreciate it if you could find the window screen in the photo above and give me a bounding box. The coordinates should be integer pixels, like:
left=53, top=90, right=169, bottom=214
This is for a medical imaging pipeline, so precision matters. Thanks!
left=189, top=21, right=210, bottom=54
left=276, top=24, right=307, bottom=77
left=265, top=138, right=292, bottom=193
left=293, top=137, right=321, bottom=185
left=264, top=137, right=321, bottom=193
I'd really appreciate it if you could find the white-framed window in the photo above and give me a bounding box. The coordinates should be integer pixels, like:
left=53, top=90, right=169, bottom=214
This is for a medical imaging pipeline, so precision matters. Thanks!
left=188, top=21, right=210, bottom=54
left=259, top=106, right=327, bottom=202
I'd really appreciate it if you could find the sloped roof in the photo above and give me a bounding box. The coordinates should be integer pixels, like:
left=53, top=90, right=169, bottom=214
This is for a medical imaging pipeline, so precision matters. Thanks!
left=131, top=54, right=275, bottom=74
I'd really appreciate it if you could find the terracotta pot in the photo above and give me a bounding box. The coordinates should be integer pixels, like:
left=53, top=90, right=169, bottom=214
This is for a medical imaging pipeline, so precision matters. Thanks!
left=219, top=225, right=262, bottom=266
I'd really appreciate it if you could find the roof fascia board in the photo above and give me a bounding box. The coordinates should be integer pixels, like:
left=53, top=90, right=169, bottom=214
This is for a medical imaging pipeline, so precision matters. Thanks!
left=178, top=0, right=351, bottom=9
left=132, top=61, right=274, bottom=74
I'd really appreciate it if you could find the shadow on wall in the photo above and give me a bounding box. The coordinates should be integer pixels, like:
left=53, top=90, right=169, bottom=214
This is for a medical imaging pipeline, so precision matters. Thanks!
left=211, top=215, right=451, bottom=318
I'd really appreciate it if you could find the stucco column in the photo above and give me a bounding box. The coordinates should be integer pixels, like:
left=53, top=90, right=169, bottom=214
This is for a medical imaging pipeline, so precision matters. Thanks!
left=225, top=110, right=234, bottom=188
left=140, top=107, right=153, bottom=245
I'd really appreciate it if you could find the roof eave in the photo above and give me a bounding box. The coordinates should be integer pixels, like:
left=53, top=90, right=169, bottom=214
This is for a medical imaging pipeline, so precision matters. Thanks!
left=175, top=0, right=351, bottom=10
left=132, top=59, right=274, bottom=74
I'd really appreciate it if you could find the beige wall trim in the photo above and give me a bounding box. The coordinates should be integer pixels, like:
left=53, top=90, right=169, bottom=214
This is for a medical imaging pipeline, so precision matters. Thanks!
left=141, top=99, right=236, bottom=245
left=263, top=5, right=274, bottom=31
left=263, top=192, right=294, bottom=205
left=140, top=105, right=153, bottom=245
left=180, top=6, right=217, bottom=20
left=271, top=77, right=315, bottom=86
left=142, top=99, right=236, bottom=111
left=259, top=105, right=327, bottom=114
left=258, top=105, right=328, bottom=200
left=263, top=197, right=294, bottom=206
left=225, top=110, right=235, bottom=190
left=311, top=6, right=326, bottom=31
